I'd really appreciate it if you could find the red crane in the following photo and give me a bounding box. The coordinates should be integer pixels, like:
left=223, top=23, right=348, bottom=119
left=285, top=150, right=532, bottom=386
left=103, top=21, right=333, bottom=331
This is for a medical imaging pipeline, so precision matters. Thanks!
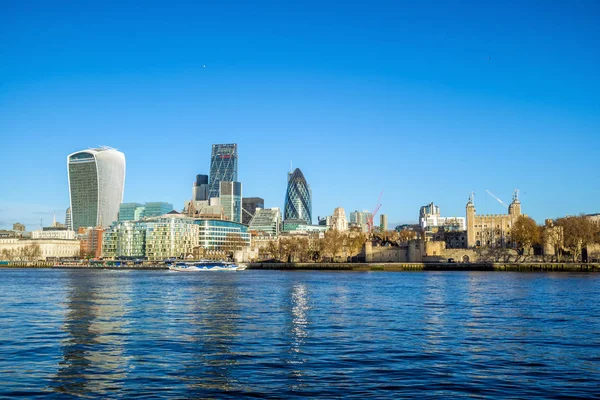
left=366, top=190, right=384, bottom=233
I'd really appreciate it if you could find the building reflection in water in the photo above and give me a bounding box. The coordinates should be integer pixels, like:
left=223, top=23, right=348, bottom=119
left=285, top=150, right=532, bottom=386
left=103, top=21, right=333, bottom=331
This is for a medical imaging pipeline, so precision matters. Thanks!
left=183, top=274, right=241, bottom=394
left=50, top=270, right=130, bottom=397
left=280, top=281, right=311, bottom=390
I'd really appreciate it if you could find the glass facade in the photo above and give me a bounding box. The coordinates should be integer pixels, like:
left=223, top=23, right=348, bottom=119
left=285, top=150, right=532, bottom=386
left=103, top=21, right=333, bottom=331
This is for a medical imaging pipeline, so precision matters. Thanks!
left=103, top=221, right=147, bottom=259
left=249, top=208, right=281, bottom=237
left=144, top=202, right=174, bottom=218
left=193, top=174, right=209, bottom=201
left=208, top=144, right=238, bottom=199
left=118, top=202, right=173, bottom=222
left=119, top=203, right=144, bottom=222
left=68, top=147, right=125, bottom=231
left=220, top=181, right=242, bottom=224
left=101, top=216, right=251, bottom=260
left=242, top=197, right=265, bottom=225
left=284, top=168, right=312, bottom=225
left=68, top=152, right=98, bottom=231
left=194, top=219, right=250, bottom=249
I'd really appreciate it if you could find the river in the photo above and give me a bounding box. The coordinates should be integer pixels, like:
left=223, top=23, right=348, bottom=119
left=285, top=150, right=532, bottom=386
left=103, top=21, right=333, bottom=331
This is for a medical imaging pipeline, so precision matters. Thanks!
left=1, top=269, right=599, bottom=398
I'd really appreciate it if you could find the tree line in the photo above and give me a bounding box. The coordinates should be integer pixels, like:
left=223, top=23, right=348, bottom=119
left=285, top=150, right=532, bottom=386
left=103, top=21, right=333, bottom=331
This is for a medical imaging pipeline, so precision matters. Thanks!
left=0, top=244, right=42, bottom=261
left=261, top=230, right=367, bottom=262
left=511, top=215, right=600, bottom=261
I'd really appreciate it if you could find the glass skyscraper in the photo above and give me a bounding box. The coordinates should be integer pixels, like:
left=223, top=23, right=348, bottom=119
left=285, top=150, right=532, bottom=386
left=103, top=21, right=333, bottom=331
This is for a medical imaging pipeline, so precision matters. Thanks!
left=208, top=144, right=238, bottom=199
left=284, top=168, right=312, bottom=225
left=68, top=147, right=126, bottom=231
left=220, top=181, right=242, bottom=224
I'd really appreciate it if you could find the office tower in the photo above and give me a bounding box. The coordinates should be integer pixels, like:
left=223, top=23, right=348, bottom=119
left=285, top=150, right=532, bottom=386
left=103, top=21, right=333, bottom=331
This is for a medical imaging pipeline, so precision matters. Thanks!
left=284, top=168, right=312, bottom=225
left=192, top=174, right=209, bottom=201
left=65, top=207, right=72, bottom=231
left=242, top=197, right=264, bottom=225
left=208, top=144, right=238, bottom=199
left=249, top=207, right=281, bottom=237
left=144, top=202, right=174, bottom=218
left=67, top=147, right=126, bottom=231
left=380, top=214, right=388, bottom=231
left=220, top=181, right=242, bottom=223
left=119, top=202, right=174, bottom=222
left=119, top=203, right=145, bottom=222
left=350, top=210, right=372, bottom=232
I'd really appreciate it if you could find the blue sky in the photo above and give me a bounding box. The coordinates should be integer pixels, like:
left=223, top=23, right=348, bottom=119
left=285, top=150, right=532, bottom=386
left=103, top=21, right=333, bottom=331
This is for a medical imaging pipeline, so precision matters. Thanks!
left=1, top=0, right=599, bottom=230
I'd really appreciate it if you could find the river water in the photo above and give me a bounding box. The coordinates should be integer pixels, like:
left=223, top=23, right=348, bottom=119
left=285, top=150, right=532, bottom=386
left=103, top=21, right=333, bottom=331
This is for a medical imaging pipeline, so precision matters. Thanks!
left=0, top=269, right=599, bottom=398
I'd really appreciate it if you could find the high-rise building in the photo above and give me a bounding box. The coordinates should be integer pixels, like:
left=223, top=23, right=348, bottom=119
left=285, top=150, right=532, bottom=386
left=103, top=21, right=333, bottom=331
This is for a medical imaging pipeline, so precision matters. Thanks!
left=65, top=207, right=72, bottom=231
left=67, top=147, right=125, bottom=231
left=284, top=168, right=312, bottom=225
left=119, top=203, right=145, bottom=222
left=350, top=210, right=372, bottom=232
left=208, top=144, right=238, bottom=199
left=242, top=197, right=264, bottom=225
left=192, top=174, right=209, bottom=201
left=119, top=202, right=174, bottom=222
left=220, top=181, right=242, bottom=223
left=144, top=202, right=174, bottom=218
left=249, top=207, right=281, bottom=237
left=380, top=214, right=388, bottom=231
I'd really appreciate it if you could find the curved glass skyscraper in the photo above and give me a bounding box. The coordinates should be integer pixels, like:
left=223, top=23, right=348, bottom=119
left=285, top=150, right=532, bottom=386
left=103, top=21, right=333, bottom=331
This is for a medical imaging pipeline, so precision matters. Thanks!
left=68, top=147, right=126, bottom=231
left=284, top=168, right=312, bottom=225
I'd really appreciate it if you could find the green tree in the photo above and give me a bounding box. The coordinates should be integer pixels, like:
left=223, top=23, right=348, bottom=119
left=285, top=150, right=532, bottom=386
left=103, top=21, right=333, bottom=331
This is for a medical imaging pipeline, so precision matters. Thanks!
left=511, top=216, right=541, bottom=256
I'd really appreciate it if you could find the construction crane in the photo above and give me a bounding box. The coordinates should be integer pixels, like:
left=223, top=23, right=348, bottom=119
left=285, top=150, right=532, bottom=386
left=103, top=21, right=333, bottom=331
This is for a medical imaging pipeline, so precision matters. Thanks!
left=366, top=190, right=384, bottom=233
left=485, top=189, right=508, bottom=209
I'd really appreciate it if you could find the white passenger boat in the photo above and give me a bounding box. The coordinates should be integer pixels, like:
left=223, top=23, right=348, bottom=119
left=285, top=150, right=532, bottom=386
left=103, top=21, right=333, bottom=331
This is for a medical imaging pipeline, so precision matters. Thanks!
left=168, top=260, right=247, bottom=271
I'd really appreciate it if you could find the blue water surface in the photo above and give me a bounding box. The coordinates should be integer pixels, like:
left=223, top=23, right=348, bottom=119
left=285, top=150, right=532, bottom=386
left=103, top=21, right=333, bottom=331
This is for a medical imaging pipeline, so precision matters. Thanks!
left=0, top=269, right=599, bottom=398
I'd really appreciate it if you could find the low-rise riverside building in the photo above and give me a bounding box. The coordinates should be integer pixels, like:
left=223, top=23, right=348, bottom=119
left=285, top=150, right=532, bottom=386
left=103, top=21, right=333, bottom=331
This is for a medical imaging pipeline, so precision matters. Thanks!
left=146, top=215, right=200, bottom=261
left=196, top=219, right=250, bottom=249
left=0, top=238, right=81, bottom=260
left=78, top=227, right=104, bottom=258
left=102, top=221, right=147, bottom=259
left=102, top=213, right=251, bottom=260
left=32, top=228, right=76, bottom=240
left=282, top=219, right=328, bottom=235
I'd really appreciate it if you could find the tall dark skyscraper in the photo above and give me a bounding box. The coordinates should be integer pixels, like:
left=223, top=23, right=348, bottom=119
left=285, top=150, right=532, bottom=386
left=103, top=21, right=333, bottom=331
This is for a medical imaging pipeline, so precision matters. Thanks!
left=284, top=168, right=312, bottom=225
left=192, top=174, right=209, bottom=201
left=208, top=144, right=238, bottom=199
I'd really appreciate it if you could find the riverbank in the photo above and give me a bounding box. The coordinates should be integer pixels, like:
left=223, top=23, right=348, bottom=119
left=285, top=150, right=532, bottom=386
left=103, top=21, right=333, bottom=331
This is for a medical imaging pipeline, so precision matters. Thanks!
left=1, top=261, right=600, bottom=272
left=247, top=262, right=600, bottom=272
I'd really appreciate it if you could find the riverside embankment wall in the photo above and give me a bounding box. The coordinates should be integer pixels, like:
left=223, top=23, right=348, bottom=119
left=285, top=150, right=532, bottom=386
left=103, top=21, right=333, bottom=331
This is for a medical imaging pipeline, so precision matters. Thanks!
left=1, top=261, right=599, bottom=272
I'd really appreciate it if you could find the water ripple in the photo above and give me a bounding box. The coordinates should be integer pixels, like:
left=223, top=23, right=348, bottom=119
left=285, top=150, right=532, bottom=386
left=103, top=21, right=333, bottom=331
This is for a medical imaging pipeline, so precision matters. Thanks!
left=0, top=269, right=599, bottom=398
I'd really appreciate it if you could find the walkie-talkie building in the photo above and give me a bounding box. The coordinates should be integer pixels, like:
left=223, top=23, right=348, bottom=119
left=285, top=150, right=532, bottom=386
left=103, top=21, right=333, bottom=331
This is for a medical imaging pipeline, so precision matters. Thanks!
left=208, top=144, right=238, bottom=199
left=284, top=168, right=312, bottom=225
left=67, top=147, right=126, bottom=231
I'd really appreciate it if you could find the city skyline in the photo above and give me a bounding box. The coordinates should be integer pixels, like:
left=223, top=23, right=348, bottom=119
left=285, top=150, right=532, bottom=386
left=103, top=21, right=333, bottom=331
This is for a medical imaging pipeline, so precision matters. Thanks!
left=1, top=2, right=599, bottom=229
left=0, top=139, right=598, bottom=230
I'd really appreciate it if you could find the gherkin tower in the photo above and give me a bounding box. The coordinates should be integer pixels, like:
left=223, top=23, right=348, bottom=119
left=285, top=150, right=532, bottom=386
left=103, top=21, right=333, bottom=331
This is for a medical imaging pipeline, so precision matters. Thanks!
left=284, top=168, right=312, bottom=225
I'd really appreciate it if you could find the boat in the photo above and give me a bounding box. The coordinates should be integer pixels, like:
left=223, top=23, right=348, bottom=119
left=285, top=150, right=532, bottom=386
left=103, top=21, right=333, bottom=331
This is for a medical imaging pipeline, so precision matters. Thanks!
left=168, top=260, right=247, bottom=271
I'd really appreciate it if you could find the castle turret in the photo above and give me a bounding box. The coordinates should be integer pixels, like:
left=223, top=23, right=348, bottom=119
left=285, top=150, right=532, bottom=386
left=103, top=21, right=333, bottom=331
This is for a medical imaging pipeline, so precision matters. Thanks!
left=508, top=189, right=521, bottom=216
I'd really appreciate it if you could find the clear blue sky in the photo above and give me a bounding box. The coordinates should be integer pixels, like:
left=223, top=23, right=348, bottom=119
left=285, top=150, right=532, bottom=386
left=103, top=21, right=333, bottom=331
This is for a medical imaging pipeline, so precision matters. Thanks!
left=1, top=0, right=599, bottom=230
